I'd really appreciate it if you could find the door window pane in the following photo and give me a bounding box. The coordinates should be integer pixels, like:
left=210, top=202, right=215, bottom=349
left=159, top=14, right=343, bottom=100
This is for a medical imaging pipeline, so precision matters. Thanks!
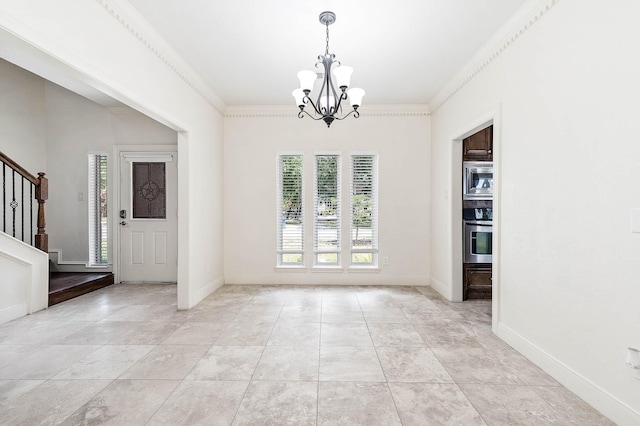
left=132, top=162, right=166, bottom=219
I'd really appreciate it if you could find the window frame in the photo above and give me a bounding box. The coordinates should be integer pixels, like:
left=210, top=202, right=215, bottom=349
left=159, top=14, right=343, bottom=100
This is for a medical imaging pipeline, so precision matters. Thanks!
left=276, top=152, right=305, bottom=267
left=350, top=153, right=378, bottom=267
left=88, top=153, right=108, bottom=266
left=313, top=152, right=341, bottom=267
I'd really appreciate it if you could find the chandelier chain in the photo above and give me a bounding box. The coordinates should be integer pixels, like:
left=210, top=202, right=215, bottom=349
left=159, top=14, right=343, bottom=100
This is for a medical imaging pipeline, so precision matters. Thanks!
left=325, top=23, right=330, bottom=56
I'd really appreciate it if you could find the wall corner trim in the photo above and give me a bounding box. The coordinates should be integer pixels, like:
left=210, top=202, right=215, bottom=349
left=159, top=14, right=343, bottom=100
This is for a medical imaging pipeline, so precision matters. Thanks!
left=428, top=0, right=561, bottom=112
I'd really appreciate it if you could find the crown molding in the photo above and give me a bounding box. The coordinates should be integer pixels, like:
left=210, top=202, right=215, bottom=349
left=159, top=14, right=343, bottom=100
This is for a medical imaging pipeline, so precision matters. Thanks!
left=428, top=0, right=560, bottom=112
left=224, top=104, right=430, bottom=118
left=95, top=0, right=226, bottom=114
left=225, top=106, right=295, bottom=118
left=360, top=104, right=430, bottom=117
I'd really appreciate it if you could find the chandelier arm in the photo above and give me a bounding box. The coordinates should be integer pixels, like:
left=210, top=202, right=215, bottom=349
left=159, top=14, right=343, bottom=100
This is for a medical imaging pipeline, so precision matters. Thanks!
left=303, top=95, right=323, bottom=117
left=333, top=90, right=348, bottom=116
left=318, top=54, right=341, bottom=117
left=316, top=74, right=328, bottom=115
left=330, top=56, right=343, bottom=112
left=298, top=108, right=327, bottom=121
left=328, top=79, right=341, bottom=117
left=332, top=108, right=360, bottom=121
left=314, top=54, right=334, bottom=116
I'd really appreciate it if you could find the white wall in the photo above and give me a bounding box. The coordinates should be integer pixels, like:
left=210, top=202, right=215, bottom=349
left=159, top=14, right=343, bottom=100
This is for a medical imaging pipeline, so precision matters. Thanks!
left=429, top=0, right=640, bottom=422
left=0, top=0, right=225, bottom=309
left=224, top=108, right=430, bottom=286
left=0, top=58, right=46, bottom=177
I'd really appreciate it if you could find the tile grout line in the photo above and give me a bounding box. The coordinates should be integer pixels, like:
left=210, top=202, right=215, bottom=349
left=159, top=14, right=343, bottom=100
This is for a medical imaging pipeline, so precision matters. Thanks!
left=225, top=292, right=262, bottom=426
left=357, top=290, right=405, bottom=425
left=427, top=320, right=490, bottom=423
left=316, top=287, right=325, bottom=425
left=229, top=292, right=283, bottom=424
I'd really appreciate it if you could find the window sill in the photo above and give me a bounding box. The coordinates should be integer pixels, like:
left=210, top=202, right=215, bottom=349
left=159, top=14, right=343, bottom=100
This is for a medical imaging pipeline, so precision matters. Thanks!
left=274, top=266, right=306, bottom=272
left=347, top=266, right=381, bottom=273
left=311, top=266, right=344, bottom=273
left=85, top=263, right=111, bottom=269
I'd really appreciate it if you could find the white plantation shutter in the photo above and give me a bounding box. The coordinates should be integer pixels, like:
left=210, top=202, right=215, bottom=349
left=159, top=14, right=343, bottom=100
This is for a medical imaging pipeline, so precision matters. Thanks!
left=350, top=154, right=378, bottom=265
left=314, top=154, right=341, bottom=265
left=88, top=153, right=108, bottom=265
left=277, top=155, right=304, bottom=265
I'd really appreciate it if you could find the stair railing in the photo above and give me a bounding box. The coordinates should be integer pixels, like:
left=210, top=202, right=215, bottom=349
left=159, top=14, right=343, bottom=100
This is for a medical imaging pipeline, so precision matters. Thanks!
left=0, top=150, right=48, bottom=252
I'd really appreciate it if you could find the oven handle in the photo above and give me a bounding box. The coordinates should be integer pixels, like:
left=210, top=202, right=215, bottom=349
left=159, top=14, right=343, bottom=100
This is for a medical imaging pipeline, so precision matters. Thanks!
left=465, top=221, right=493, bottom=226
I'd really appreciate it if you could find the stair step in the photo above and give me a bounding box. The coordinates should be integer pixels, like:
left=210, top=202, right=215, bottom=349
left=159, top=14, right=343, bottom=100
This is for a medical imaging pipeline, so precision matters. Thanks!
left=49, top=272, right=114, bottom=306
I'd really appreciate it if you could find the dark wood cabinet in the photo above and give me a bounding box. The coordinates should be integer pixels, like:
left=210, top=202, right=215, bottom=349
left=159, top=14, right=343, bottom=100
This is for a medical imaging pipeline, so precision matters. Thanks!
left=463, top=263, right=492, bottom=300
left=463, top=125, right=493, bottom=161
left=462, top=125, right=493, bottom=301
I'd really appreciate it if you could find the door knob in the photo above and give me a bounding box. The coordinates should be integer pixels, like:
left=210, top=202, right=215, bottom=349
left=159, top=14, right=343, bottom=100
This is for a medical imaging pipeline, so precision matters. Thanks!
left=120, top=221, right=127, bottom=226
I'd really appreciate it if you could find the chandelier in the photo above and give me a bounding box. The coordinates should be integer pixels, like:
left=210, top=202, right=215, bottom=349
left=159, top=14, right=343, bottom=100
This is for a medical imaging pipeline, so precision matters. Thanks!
left=292, top=11, right=365, bottom=128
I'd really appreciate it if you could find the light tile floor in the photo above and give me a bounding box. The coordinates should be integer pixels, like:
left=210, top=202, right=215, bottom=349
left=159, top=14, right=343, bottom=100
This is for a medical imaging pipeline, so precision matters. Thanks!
left=0, top=284, right=612, bottom=425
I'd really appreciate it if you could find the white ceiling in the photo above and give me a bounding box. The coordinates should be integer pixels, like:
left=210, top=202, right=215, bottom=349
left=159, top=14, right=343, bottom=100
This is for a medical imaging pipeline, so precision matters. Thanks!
left=126, top=0, right=530, bottom=107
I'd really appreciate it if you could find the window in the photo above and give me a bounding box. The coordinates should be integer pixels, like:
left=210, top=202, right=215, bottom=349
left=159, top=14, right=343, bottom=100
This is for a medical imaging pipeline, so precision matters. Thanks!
left=314, top=154, right=341, bottom=265
left=88, top=153, right=108, bottom=265
left=276, top=152, right=379, bottom=269
left=350, top=154, right=378, bottom=265
left=277, top=154, right=304, bottom=266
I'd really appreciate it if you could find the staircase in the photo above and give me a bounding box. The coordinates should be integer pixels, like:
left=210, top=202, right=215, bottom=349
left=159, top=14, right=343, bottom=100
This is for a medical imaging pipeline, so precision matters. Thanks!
left=1, top=151, right=49, bottom=323
left=49, top=272, right=115, bottom=306
left=2, top=151, right=115, bottom=310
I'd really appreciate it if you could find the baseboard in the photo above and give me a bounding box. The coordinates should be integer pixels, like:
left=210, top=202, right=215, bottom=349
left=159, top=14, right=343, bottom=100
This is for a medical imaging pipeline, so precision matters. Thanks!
left=429, top=276, right=451, bottom=300
left=498, top=323, right=640, bottom=425
left=188, top=276, right=224, bottom=309
left=0, top=303, right=28, bottom=325
left=225, top=275, right=429, bottom=286
left=48, top=249, right=112, bottom=273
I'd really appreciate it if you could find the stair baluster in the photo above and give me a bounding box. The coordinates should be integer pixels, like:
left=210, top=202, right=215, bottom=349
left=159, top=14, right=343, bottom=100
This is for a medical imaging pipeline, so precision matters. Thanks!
left=0, top=151, right=47, bottom=252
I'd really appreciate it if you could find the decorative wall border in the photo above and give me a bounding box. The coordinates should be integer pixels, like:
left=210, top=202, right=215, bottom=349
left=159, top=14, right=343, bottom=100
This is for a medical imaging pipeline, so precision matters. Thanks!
left=94, top=0, right=225, bottom=113
left=224, top=107, right=296, bottom=118
left=428, top=0, right=560, bottom=112
left=224, top=105, right=430, bottom=119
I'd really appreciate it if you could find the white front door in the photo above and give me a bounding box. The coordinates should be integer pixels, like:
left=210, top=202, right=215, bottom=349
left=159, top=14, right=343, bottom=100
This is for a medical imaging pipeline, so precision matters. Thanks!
left=118, top=150, right=178, bottom=283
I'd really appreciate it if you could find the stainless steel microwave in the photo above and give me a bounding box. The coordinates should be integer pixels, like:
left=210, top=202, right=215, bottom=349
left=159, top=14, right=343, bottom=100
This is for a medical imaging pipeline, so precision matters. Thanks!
left=463, top=161, right=493, bottom=200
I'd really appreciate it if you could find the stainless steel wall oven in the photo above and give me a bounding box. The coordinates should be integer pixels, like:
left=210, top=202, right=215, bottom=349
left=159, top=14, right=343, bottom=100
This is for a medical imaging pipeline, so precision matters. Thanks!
left=464, top=220, right=492, bottom=263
